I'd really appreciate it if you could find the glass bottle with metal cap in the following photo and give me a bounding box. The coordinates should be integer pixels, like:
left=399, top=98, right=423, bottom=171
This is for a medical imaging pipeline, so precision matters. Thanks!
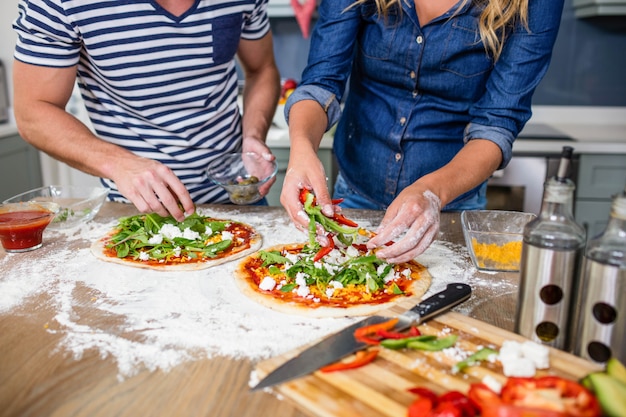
left=574, top=184, right=626, bottom=364
left=515, top=146, right=586, bottom=350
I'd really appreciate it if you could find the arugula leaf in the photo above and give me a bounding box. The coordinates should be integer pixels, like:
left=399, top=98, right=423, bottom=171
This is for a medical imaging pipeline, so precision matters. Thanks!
left=259, top=250, right=290, bottom=267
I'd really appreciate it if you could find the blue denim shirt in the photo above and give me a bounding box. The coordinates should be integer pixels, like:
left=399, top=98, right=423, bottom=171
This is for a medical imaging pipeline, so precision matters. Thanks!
left=285, top=0, right=564, bottom=210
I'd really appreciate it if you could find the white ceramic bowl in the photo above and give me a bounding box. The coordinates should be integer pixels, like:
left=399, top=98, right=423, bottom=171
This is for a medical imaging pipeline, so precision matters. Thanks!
left=3, top=185, right=109, bottom=229
left=461, top=210, right=536, bottom=272
left=206, top=152, right=278, bottom=205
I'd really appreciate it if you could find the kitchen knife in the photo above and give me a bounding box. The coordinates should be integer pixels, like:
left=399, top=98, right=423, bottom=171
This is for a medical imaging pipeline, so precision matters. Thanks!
left=251, top=282, right=471, bottom=391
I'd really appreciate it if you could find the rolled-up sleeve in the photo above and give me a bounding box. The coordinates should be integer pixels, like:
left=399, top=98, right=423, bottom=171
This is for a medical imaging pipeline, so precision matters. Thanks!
left=284, top=85, right=342, bottom=131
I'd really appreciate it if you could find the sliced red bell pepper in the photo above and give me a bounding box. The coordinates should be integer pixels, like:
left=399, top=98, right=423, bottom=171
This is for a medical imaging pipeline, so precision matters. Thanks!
left=500, top=376, right=601, bottom=417
left=354, top=317, right=399, bottom=345
left=407, top=387, right=439, bottom=404
left=408, top=396, right=434, bottom=417
left=376, top=326, right=421, bottom=339
left=319, top=349, right=378, bottom=373
left=332, top=212, right=359, bottom=227
left=313, top=233, right=335, bottom=262
left=352, top=243, right=368, bottom=252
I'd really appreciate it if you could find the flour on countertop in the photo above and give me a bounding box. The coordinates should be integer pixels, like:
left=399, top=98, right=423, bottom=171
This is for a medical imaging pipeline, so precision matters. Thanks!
left=0, top=207, right=500, bottom=380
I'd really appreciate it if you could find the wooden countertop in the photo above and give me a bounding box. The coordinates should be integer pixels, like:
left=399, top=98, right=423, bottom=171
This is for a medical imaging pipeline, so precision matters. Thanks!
left=0, top=203, right=520, bottom=417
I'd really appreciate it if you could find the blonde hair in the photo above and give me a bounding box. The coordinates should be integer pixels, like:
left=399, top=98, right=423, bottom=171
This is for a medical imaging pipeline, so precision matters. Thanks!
left=350, top=0, right=529, bottom=61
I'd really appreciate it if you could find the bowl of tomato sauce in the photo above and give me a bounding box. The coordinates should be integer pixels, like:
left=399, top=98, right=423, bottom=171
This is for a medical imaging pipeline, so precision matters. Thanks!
left=0, top=202, right=60, bottom=253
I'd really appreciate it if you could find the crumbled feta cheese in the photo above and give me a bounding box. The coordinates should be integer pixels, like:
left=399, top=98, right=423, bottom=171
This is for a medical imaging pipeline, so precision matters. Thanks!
left=325, top=287, right=335, bottom=298
left=259, top=277, right=276, bottom=291
left=148, top=234, right=163, bottom=245
left=221, top=231, right=234, bottom=241
left=160, top=224, right=183, bottom=239
left=138, top=251, right=150, bottom=261
left=401, top=268, right=411, bottom=277
left=295, top=272, right=307, bottom=287
left=173, top=246, right=181, bottom=257
left=285, top=253, right=299, bottom=264
left=346, top=245, right=359, bottom=258
left=182, top=228, right=200, bottom=240
left=329, top=280, right=343, bottom=289
left=295, top=285, right=310, bottom=297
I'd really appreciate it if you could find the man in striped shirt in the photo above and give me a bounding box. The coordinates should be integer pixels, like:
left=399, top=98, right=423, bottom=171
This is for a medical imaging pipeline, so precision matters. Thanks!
left=12, top=0, right=280, bottom=221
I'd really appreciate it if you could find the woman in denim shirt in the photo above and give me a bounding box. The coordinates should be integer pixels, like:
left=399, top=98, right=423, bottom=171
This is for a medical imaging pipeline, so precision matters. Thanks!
left=281, top=0, right=564, bottom=262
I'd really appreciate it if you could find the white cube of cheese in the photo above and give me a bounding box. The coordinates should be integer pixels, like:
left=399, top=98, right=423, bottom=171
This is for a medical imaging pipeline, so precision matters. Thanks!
left=521, top=341, right=550, bottom=369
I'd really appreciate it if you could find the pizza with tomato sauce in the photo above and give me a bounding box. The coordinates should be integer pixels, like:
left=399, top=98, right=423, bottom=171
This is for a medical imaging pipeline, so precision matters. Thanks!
left=91, top=212, right=262, bottom=271
left=234, top=241, right=431, bottom=317
left=233, top=189, right=431, bottom=317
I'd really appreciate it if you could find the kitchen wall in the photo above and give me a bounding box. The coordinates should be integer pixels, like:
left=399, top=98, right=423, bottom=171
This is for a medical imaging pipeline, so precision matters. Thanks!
left=270, top=2, right=626, bottom=107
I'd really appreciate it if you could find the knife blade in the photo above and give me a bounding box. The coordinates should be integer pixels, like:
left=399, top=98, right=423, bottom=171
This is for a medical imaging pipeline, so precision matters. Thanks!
left=251, top=282, right=471, bottom=391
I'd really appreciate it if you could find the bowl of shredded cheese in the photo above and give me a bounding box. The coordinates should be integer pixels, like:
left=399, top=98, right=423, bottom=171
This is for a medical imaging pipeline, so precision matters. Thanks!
left=461, top=210, right=536, bottom=272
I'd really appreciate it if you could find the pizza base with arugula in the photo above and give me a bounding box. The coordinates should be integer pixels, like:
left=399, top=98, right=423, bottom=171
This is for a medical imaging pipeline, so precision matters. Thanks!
left=234, top=242, right=432, bottom=318
left=91, top=212, right=262, bottom=271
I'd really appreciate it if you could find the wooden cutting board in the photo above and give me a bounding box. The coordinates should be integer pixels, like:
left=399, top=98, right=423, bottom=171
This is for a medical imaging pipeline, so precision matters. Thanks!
left=254, top=311, right=602, bottom=417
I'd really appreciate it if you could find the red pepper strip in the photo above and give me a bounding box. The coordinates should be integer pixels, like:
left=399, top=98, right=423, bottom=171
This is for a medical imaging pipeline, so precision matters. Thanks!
left=299, top=188, right=314, bottom=205
left=407, top=387, right=439, bottom=404
left=332, top=212, right=359, bottom=227
left=374, top=324, right=420, bottom=340
left=501, top=376, right=601, bottom=417
left=408, top=396, right=434, bottom=417
left=319, top=349, right=378, bottom=373
left=331, top=198, right=344, bottom=204
left=408, top=326, right=421, bottom=336
left=438, top=391, right=479, bottom=417
left=352, top=243, right=368, bottom=252
left=313, top=233, right=335, bottom=262
left=354, top=318, right=399, bottom=345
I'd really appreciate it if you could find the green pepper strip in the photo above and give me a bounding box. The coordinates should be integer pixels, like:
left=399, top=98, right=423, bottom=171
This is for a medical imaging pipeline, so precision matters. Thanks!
left=380, top=335, right=437, bottom=350
left=302, top=191, right=358, bottom=245
left=452, top=347, right=498, bottom=374
left=406, top=334, right=458, bottom=351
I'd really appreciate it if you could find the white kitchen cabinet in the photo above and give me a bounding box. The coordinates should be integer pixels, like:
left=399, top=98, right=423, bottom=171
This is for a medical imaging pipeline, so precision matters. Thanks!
left=0, top=133, right=42, bottom=201
left=265, top=147, right=337, bottom=207
left=575, top=153, right=626, bottom=239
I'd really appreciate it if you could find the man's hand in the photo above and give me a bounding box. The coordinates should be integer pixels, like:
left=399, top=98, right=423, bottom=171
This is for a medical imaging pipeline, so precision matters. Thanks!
left=111, top=156, right=195, bottom=221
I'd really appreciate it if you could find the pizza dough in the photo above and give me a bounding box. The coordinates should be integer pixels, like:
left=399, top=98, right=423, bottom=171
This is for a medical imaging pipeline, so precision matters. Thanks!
left=234, top=243, right=432, bottom=318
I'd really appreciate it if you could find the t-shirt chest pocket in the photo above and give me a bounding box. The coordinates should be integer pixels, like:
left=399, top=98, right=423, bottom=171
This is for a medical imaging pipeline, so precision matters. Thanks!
left=211, top=13, right=244, bottom=65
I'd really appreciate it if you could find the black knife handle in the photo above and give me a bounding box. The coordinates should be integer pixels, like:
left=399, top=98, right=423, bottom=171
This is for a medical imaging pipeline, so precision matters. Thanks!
left=409, top=283, right=471, bottom=323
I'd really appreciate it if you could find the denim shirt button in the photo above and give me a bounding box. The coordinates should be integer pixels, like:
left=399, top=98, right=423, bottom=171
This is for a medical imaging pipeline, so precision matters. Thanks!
left=410, top=71, right=416, bottom=79
left=395, top=153, right=402, bottom=161
left=400, top=117, right=407, bottom=125
left=412, top=90, right=419, bottom=98
left=416, top=35, right=423, bottom=44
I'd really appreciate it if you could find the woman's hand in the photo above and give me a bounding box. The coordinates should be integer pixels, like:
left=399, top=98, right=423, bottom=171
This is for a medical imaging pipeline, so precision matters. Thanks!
left=280, top=149, right=333, bottom=235
left=367, top=185, right=441, bottom=263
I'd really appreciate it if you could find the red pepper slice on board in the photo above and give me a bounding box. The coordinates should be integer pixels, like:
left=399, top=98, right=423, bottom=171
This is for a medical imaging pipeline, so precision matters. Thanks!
left=319, top=349, right=379, bottom=372
left=500, top=376, right=601, bottom=417
left=407, top=387, right=439, bottom=404
left=376, top=325, right=421, bottom=340
left=354, top=318, right=399, bottom=345
left=408, top=396, right=434, bottom=417
left=313, top=233, right=335, bottom=262
left=437, top=391, right=479, bottom=417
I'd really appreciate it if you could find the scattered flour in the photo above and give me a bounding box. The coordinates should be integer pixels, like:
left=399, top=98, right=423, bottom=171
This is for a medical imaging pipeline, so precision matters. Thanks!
left=0, top=207, right=498, bottom=380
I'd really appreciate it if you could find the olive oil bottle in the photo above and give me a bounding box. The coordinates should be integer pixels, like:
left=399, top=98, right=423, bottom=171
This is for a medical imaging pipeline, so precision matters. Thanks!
left=515, top=146, right=586, bottom=350
left=575, top=185, right=626, bottom=364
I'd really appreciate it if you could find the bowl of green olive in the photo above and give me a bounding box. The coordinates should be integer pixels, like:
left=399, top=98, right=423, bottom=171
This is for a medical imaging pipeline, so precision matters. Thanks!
left=206, top=152, right=278, bottom=205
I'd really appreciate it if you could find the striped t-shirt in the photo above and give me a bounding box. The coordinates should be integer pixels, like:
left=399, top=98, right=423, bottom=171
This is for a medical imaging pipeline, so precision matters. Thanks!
left=13, top=0, right=270, bottom=204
